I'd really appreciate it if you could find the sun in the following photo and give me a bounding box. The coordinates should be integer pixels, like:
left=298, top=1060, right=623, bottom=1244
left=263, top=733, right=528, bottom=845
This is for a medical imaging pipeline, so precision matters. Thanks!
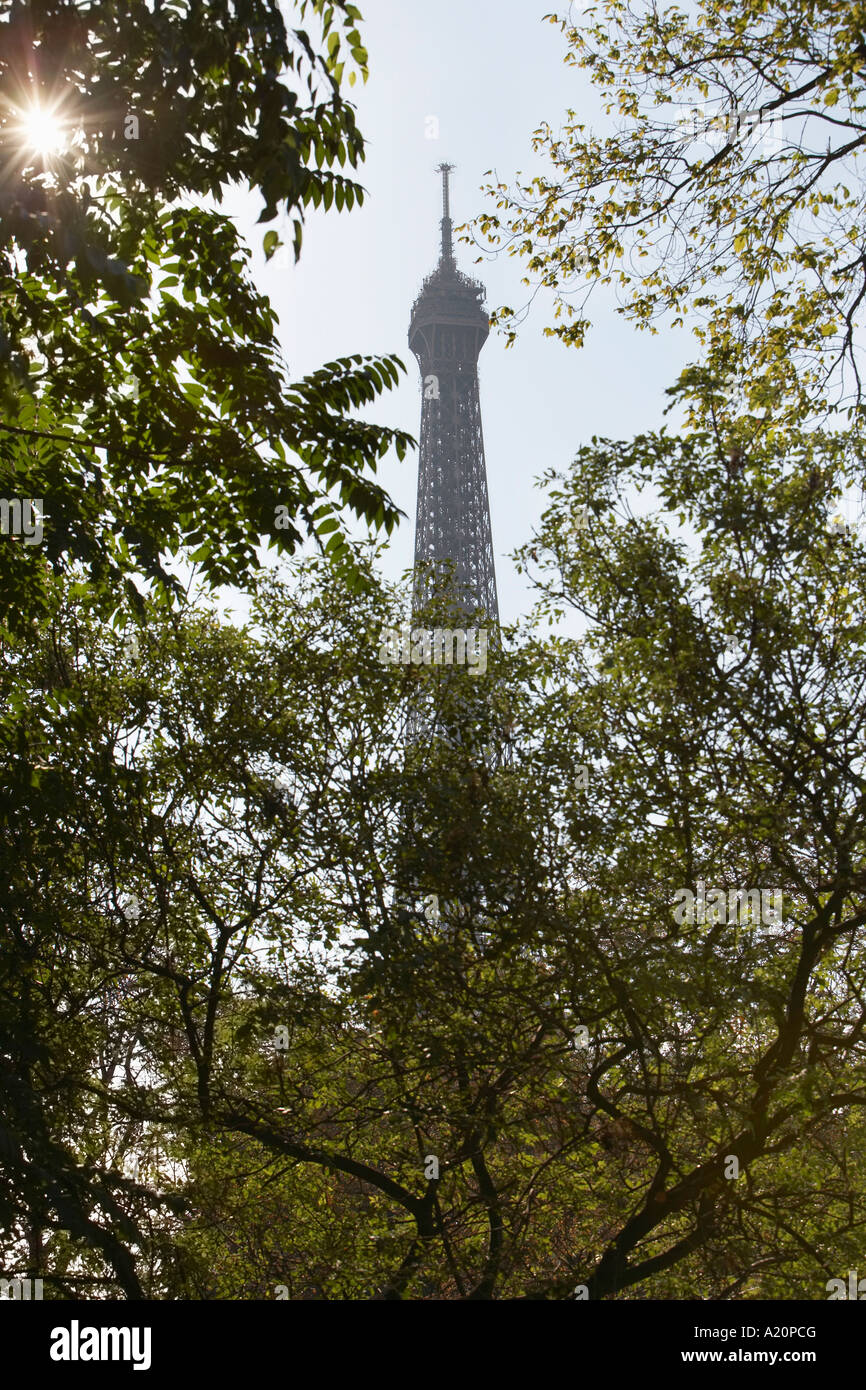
left=20, top=104, right=68, bottom=156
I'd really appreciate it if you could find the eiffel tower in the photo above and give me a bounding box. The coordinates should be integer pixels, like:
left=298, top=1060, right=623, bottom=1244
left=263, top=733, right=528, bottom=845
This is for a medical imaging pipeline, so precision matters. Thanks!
left=385, top=166, right=505, bottom=964
left=409, top=164, right=499, bottom=625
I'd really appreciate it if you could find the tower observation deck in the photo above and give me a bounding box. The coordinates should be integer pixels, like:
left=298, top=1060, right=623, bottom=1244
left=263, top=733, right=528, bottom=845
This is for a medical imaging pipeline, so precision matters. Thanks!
left=409, top=164, right=499, bottom=623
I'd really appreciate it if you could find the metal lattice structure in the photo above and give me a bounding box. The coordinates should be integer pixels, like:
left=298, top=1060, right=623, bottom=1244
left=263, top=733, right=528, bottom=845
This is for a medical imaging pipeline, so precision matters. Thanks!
left=410, top=165, right=499, bottom=624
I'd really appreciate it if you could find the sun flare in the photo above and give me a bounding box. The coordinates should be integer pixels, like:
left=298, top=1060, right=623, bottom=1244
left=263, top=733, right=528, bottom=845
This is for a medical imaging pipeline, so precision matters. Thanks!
left=21, top=104, right=67, bottom=156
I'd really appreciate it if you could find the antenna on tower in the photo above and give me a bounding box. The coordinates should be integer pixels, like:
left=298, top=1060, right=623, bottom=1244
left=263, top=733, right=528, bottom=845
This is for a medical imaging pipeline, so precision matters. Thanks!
left=436, top=162, right=455, bottom=265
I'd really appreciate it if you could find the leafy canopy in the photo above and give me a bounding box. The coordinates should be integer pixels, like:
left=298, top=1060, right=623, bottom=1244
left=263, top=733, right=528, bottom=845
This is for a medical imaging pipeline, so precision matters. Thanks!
left=473, top=0, right=866, bottom=435
left=4, top=494, right=866, bottom=1298
left=0, top=0, right=411, bottom=635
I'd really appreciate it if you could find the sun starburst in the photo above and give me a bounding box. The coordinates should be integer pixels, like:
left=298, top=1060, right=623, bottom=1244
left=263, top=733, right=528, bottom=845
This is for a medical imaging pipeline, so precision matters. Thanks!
left=17, top=103, right=68, bottom=156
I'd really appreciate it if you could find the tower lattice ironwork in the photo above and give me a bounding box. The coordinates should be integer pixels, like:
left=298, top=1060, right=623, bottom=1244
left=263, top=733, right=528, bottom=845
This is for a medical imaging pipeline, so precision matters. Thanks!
left=392, top=166, right=505, bottom=940
left=409, top=164, right=499, bottom=623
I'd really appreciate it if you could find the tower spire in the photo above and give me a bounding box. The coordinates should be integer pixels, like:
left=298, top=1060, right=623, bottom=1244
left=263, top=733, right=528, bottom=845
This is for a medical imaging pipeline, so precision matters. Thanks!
left=409, top=164, right=499, bottom=626
left=437, top=161, right=455, bottom=265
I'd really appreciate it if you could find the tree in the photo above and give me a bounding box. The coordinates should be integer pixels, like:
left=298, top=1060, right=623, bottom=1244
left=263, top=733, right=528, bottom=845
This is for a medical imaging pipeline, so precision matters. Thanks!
left=473, top=0, right=866, bottom=438
left=7, top=0, right=865, bottom=1301
left=0, top=0, right=411, bottom=636
left=509, top=415, right=866, bottom=1297
left=4, top=501, right=866, bottom=1296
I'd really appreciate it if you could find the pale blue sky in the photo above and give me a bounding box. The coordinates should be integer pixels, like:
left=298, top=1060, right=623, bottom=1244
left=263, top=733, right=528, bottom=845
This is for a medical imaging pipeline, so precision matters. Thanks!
left=223, top=0, right=695, bottom=626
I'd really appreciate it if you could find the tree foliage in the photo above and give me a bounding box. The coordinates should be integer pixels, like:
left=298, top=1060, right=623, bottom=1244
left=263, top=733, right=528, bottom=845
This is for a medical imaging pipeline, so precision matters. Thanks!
left=0, top=0, right=410, bottom=636
left=4, top=497, right=866, bottom=1297
left=473, top=0, right=866, bottom=435
left=5, top=0, right=866, bottom=1305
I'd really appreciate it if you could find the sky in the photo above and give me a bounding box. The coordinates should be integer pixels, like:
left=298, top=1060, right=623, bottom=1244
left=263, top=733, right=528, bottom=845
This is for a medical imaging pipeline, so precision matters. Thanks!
left=220, top=0, right=697, bottom=629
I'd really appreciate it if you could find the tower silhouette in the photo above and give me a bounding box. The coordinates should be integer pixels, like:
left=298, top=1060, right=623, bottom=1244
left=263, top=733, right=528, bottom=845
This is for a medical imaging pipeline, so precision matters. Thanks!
left=387, top=167, right=505, bottom=949
left=409, top=165, right=499, bottom=623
